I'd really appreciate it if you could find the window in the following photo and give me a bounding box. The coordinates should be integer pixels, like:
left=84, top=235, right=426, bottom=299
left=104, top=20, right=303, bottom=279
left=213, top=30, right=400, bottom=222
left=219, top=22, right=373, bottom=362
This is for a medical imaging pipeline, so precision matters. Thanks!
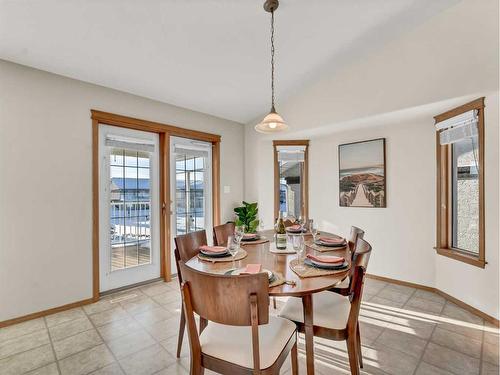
left=175, top=153, right=208, bottom=235
left=434, top=98, right=485, bottom=268
left=108, top=147, right=153, bottom=271
left=273, top=140, right=309, bottom=220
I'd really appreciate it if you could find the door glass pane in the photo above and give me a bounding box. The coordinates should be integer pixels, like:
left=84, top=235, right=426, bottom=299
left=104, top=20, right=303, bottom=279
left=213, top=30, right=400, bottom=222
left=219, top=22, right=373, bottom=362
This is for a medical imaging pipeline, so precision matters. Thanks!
left=451, top=137, right=479, bottom=253
left=109, top=148, right=152, bottom=271
left=279, top=159, right=303, bottom=219
left=174, top=154, right=207, bottom=236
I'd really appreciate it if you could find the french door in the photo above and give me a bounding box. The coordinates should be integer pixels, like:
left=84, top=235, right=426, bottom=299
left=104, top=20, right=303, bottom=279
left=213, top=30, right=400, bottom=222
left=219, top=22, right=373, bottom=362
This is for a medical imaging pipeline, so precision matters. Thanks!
left=98, top=125, right=161, bottom=292
left=170, top=136, right=213, bottom=274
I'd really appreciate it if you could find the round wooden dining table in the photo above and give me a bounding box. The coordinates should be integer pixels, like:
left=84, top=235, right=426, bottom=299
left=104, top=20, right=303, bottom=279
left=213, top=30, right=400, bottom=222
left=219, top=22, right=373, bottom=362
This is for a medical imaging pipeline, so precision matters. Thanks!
left=185, top=230, right=352, bottom=375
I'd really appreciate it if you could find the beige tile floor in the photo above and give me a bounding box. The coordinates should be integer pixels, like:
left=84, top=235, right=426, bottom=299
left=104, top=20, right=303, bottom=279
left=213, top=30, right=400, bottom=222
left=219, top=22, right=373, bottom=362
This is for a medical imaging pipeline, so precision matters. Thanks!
left=1, top=278, right=498, bottom=375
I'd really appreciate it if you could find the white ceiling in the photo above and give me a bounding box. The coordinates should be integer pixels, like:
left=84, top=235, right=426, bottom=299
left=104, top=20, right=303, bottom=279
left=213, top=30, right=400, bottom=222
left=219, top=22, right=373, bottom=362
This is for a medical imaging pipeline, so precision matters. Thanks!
left=0, top=0, right=458, bottom=123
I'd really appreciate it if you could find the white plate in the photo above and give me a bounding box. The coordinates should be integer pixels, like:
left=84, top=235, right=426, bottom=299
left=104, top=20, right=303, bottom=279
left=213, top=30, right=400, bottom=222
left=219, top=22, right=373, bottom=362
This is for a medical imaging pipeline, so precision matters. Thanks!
left=315, top=239, right=346, bottom=247
left=200, top=249, right=229, bottom=257
left=310, top=259, right=345, bottom=268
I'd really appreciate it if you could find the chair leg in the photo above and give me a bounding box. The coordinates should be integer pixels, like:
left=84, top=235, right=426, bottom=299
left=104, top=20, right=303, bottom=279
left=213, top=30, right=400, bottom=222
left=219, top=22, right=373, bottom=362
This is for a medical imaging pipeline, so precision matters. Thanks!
left=190, top=360, right=204, bottom=375
left=176, top=305, right=186, bottom=358
left=273, top=297, right=277, bottom=309
left=291, top=338, right=298, bottom=375
left=356, top=322, right=363, bottom=368
left=347, top=335, right=360, bottom=375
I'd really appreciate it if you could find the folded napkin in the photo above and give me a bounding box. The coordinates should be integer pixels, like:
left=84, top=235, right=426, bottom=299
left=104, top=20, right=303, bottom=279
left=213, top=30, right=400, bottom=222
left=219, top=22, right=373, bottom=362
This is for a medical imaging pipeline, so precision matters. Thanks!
left=199, top=245, right=227, bottom=253
left=318, top=236, right=344, bottom=244
left=306, top=254, right=344, bottom=264
left=241, top=264, right=262, bottom=274
left=288, top=224, right=302, bottom=230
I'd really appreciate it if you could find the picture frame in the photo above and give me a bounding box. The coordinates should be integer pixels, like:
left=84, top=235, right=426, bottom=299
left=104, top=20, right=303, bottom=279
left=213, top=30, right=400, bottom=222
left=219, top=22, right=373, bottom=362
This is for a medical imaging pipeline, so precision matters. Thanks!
left=338, top=138, right=386, bottom=208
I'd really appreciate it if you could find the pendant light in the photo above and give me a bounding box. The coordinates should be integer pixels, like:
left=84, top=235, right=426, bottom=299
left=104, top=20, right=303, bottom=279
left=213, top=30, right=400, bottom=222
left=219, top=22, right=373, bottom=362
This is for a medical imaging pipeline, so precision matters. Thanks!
left=255, top=0, right=289, bottom=133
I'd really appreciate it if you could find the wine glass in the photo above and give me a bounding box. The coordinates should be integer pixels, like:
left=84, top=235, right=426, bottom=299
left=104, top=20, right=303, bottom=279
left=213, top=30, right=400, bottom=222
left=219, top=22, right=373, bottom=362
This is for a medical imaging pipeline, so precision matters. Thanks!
left=292, top=234, right=306, bottom=271
left=310, top=221, right=318, bottom=243
left=227, top=235, right=238, bottom=268
left=234, top=225, right=245, bottom=249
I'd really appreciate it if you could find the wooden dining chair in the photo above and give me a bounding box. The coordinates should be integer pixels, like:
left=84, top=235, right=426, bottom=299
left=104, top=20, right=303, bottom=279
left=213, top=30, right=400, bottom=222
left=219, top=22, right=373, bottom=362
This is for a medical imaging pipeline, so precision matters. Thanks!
left=179, top=262, right=298, bottom=375
left=326, top=226, right=367, bottom=367
left=348, top=226, right=365, bottom=254
left=213, top=223, right=282, bottom=312
left=213, top=222, right=235, bottom=246
left=331, top=226, right=366, bottom=292
left=279, top=238, right=372, bottom=375
left=173, top=230, right=208, bottom=358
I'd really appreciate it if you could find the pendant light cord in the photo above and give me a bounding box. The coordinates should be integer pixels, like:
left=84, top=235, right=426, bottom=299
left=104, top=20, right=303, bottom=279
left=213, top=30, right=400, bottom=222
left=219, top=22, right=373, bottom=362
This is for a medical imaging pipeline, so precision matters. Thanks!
left=270, top=9, right=275, bottom=112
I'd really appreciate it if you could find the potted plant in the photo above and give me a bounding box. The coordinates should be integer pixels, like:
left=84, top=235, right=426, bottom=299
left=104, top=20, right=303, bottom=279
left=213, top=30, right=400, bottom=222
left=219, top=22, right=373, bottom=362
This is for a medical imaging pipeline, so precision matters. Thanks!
left=234, top=201, right=260, bottom=233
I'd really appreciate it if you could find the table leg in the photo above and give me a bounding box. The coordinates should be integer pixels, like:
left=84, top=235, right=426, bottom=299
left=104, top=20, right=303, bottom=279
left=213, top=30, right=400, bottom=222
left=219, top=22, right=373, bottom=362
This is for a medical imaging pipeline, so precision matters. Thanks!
left=302, top=294, right=315, bottom=375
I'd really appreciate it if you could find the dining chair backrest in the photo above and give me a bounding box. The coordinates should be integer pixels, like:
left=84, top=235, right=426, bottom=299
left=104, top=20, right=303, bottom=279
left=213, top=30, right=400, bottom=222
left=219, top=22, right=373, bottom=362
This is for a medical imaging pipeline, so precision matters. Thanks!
left=174, top=248, right=183, bottom=285
left=348, top=226, right=365, bottom=254
left=213, top=222, right=235, bottom=246
left=179, top=262, right=270, bottom=372
left=179, top=262, right=270, bottom=326
left=346, top=238, right=372, bottom=331
left=350, top=237, right=371, bottom=274
left=174, top=230, right=207, bottom=263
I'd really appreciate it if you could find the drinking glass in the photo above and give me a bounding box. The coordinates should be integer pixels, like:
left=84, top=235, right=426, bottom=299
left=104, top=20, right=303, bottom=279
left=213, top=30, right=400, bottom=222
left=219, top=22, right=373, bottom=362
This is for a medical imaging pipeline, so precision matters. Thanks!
left=310, top=221, right=318, bottom=243
left=292, top=234, right=306, bottom=271
left=234, top=225, right=244, bottom=249
left=227, top=235, right=238, bottom=268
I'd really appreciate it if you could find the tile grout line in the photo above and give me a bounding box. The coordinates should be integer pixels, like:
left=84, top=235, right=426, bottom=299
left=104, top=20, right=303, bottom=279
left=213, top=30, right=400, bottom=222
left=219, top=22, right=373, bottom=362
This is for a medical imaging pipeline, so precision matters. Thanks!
left=354, top=280, right=393, bottom=375
left=82, top=302, right=131, bottom=375
left=402, top=288, right=439, bottom=375
left=0, top=314, right=99, bottom=366
left=6, top=279, right=489, bottom=374
left=478, top=319, right=485, bottom=375
left=410, top=300, right=451, bottom=375
left=0, top=283, right=177, bottom=374
left=367, top=287, right=419, bottom=365
left=0, top=329, right=52, bottom=364
left=42, top=316, right=62, bottom=375
left=364, top=281, right=401, bottom=345
left=0, top=326, right=47, bottom=345
left=83, top=287, right=178, bottom=375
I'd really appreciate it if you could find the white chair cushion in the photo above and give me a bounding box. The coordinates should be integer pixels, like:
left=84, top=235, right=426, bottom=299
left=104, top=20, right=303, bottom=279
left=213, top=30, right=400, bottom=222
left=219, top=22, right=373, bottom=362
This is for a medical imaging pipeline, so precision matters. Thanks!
left=199, top=315, right=296, bottom=369
left=279, top=291, right=351, bottom=330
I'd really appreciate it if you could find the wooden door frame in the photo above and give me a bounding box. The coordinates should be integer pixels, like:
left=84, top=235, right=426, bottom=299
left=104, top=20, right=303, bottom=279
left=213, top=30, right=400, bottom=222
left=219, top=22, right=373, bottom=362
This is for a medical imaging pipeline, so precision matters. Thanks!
left=92, top=110, right=221, bottom=300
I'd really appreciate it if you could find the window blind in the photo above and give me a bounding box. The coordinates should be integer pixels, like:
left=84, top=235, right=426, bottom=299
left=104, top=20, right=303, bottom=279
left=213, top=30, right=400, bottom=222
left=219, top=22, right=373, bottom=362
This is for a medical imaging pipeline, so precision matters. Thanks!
left=277, top=145, right=306, bottom=162
left=435, top=110, right=478, bottom=145
left=173, top=140, right=211, bottom=158
left=105, top=137, right=155, bottom=153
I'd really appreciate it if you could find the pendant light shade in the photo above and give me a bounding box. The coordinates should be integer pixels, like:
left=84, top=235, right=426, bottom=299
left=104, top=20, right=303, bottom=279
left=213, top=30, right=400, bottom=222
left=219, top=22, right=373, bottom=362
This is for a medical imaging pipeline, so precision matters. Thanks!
left=255, top=109, right=288, bottom=133
left=255, top=0, right=288, bottom=134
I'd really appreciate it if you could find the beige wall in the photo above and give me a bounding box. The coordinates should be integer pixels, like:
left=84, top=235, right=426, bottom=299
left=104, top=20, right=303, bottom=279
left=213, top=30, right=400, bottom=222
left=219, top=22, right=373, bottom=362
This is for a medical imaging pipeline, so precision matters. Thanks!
left=0, top=60, right=244, bottom=321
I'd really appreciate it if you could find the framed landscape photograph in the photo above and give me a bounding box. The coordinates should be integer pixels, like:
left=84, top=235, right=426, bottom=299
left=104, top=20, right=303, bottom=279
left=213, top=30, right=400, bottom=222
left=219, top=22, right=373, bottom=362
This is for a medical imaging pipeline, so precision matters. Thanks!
left=339, top=138, right=386, bottom=208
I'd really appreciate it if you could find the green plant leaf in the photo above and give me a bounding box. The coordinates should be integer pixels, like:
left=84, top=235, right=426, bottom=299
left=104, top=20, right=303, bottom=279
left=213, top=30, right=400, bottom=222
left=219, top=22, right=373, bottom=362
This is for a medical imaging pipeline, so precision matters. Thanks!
left=233, top=201, right=259, bottom=232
